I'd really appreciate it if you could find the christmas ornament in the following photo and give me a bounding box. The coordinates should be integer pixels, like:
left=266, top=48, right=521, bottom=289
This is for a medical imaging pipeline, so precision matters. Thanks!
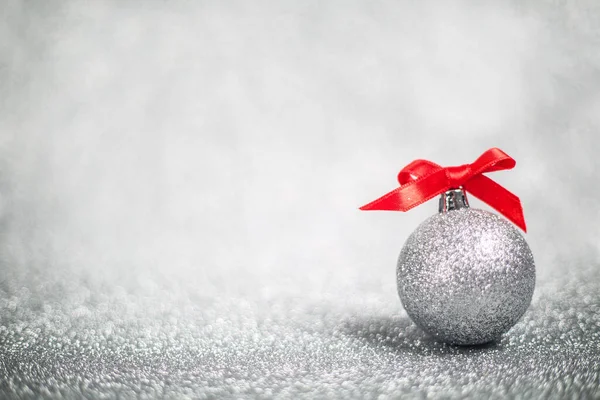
left=360, top=148, right=535, bottom=345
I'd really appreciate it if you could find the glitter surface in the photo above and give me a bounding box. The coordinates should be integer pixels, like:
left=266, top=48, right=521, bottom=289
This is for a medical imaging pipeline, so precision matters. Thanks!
left=398, top=208, right=535, bottom=345
left=1, top=258, right=599, bottom=398
left=2, top=0, right=600, bottom=398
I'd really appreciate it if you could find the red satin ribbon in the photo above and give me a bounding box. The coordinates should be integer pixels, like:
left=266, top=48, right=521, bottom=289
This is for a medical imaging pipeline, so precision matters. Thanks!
left=359, top=148, right=527, bottom=232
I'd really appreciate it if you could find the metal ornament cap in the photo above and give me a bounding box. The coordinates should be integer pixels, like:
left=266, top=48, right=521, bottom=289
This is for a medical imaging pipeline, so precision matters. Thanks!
left=397, top=189, right=535, bottom=345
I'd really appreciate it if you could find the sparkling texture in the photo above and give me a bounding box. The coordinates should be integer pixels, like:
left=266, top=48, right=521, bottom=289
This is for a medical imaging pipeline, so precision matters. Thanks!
left=2, top=262, right=600, bottom=399
left=398, top=208, right=535, bottom=345
left=2, top=0, right=600, bottom=398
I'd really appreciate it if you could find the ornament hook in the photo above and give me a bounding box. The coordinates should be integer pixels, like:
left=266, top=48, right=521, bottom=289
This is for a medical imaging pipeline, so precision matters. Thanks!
left=439, top=188, right=469, bottom=213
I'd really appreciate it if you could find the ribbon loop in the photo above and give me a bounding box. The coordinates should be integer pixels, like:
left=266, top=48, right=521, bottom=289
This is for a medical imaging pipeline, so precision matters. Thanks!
left=360, top=148, right=527, bottom=232
left=397, top=159, right=441, bottom=185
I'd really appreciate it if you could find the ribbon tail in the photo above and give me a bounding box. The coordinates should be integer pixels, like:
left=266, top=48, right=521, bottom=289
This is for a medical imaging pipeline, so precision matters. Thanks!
left=360, top=169, right=451, bottom=212
left=465, top=175, right=527, bottom=232
left=359, top=187, right=411, bottom=211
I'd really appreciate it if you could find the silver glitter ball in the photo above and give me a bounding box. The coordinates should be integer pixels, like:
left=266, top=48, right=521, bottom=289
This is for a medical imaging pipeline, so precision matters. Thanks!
left=397, top=191, right=535, bottom=345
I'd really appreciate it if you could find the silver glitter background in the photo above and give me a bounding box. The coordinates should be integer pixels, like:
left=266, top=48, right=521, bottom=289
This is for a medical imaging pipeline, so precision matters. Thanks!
left=2, top=0, right=600, bottom=398
left=398, top=208, right=535, bottom=345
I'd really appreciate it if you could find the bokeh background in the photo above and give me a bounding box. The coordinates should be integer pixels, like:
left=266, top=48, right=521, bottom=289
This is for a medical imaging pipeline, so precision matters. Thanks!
left=1, top=0, right=599, bottom=398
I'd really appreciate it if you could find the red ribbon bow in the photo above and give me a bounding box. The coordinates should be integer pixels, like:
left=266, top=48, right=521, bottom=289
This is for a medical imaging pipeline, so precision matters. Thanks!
left=359, top=148, right=527, bottom=232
